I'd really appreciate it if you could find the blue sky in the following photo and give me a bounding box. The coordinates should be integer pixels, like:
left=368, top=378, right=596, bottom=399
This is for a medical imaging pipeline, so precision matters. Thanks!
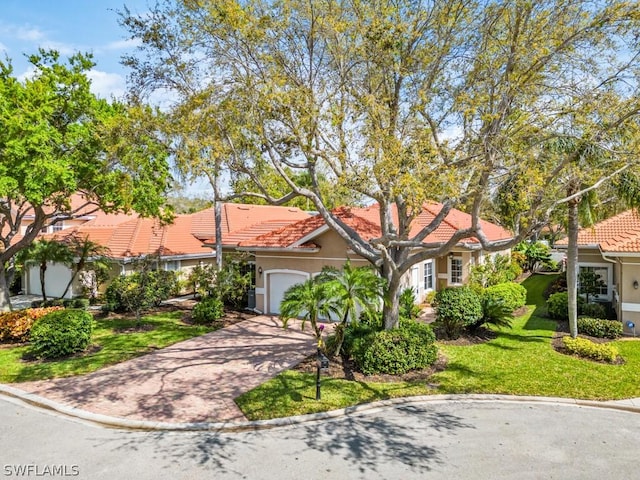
left=0, top=0, right=151, bottom=99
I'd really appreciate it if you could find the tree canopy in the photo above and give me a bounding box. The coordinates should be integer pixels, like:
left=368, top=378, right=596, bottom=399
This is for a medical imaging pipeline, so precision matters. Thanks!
left=0, top=50, right=173, bottom=310
left=121, top=0, right=640, bottom=328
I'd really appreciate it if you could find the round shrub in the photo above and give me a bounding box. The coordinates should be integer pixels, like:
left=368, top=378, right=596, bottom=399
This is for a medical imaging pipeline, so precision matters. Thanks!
left=192, top=296, right=225, bottom=324
left=434, top=286, right=483, bottom=338
left=353, top=321, right=437, bottom=375
left=547, top=292, right=569, bottom=319
left=484, top=282, right=527, bottom=312
left=580, top=303, right=607, bottom=319
left=30, top=309, right=93, bottom=359
left=577, top=317, right=622, bottom=339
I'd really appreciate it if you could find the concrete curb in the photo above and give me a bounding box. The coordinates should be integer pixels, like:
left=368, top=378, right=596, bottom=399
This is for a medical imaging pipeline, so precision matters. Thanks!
left=2, top=383, right=640, bottom=432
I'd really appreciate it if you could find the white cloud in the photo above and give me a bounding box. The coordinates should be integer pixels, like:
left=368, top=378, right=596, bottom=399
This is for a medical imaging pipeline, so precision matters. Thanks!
left=17, top=66, right=37, bottom=82
left=87, top=69, right=126, bottom=99
left=102, top=38, right=141, bottom=51
left=15, top=26, right=45, bottom=42
left=40, top=40, right=77, bottom=56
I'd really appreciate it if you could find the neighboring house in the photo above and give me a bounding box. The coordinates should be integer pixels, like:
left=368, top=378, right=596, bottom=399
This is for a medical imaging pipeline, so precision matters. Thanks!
left=229, top=203, right=512, bottom=315
left=23, top=203, right=310, bottom=299
left=555, top=210, right=640, bottom=335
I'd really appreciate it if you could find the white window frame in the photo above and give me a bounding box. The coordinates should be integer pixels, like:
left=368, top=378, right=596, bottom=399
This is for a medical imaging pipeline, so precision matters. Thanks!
left=578, top=262, right=612, bottom=301
left=449, top=256, right=463, bottom=286
left=51, top=221, right=64, bottom=232
left=424, top=260, right=434, bottom=291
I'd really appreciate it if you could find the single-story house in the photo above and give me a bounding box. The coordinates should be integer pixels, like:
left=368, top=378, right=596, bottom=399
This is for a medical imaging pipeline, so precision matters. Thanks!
left=23, top=203, right=310, bottom=299
left=227, top=203, right=512, bottom=315
left=555, top=209, right=640, bottom=335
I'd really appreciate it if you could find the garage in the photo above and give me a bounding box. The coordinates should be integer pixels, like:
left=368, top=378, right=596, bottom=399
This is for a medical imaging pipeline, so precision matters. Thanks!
left=27, top=262, right=74, bottom=299
left=267, top=271, right=308, bottom=314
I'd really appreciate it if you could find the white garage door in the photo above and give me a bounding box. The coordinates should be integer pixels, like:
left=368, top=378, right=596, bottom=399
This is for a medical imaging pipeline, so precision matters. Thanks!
left=268, top=272, right=308, bottom=314
left=28, top=262, right=73, bottom=299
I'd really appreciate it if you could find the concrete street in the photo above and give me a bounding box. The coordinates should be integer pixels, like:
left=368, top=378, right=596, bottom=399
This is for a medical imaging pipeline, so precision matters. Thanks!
left=2, top=395, right=639, bottom=480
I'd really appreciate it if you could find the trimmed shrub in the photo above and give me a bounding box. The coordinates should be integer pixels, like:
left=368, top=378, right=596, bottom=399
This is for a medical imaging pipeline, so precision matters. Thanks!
left=30, top=309, right=93, bottom=359
left=72, top=298, right=90, bottom=309
left=434, top=286, right=483, bottom=339
left=342, top=314, right=383, bottom=358
left=0, top=307, right=64, bottom=343
left=562, top=336, right=619, bottom=363
left=103, top=271, right=178, bottom=314
left=484, top=282, right=527, bottom=312
left=352, top=321, right=438, bottom=375
left=580, top=303, right=607, bottom=319
left=192, top=296, right=225, bottom=324
left=577, top=317, right=622, bottom=339
left=546, top=292, right=584, bottom=320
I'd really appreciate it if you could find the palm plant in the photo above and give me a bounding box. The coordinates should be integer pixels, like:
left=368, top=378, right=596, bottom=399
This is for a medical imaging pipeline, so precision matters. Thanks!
left=21, top=239, right=73, bottom=302
left=318, top=262, right=386, bottom=356
left=280, top=278, right=338, bottom=340
left=59, top=234, right=111, bottom=298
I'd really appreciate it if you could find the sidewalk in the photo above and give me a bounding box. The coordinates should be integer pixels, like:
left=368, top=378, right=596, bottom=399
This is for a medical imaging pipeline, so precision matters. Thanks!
left=15, top=315, right=316, bottom=423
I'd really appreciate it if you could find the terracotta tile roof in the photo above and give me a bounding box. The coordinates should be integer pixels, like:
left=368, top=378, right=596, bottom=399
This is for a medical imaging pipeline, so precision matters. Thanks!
left=239, top=207, right=381, bottom=249
left=197, top=203, right=310, bottom=242
left=42, top=202, right=311, bottom=259
left=239, top=203, right=510, bottom=249
left=555, top=210, right=640, bottom=252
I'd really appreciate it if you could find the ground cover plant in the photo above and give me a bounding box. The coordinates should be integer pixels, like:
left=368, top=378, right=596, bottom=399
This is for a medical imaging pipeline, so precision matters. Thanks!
left=236, top=274, right=640, bottom=420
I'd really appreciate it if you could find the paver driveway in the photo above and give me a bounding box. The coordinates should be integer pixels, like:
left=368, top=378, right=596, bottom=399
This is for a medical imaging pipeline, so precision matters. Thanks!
left=17, top=315, right=316, bottom=423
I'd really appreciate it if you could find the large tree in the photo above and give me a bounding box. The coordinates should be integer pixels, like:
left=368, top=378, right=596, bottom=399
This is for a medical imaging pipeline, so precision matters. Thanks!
left=0, top=50, right=173, bottom=310
left=121, top=0, right=640, bottom=329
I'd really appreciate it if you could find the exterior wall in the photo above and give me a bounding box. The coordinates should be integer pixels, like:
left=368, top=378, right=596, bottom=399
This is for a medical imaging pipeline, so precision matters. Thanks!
left=617, top=260, right=640, bottom=335
left=254, top=228, right=511, bottom=312
left=253, top=229, right=371, bottom=313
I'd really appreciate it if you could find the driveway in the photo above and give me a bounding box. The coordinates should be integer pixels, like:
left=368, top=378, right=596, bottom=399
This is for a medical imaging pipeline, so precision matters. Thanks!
left=16, top=315, right=316, bottom=423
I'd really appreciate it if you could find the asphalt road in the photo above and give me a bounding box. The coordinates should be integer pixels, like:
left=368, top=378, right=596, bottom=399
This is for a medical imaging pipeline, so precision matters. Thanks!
left=1, top=396, right=639, bottom=480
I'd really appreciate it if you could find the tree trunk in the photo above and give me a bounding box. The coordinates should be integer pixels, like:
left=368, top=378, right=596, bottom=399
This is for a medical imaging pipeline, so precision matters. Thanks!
left=40, top=263, right=48, bottom=302
left=214, top=200, right=223, bottom=270
left=383, top=273, right=402, bottom=329
left=567, top=195, right=580, bottom=338
left=0, top=263, right=12, bottom=312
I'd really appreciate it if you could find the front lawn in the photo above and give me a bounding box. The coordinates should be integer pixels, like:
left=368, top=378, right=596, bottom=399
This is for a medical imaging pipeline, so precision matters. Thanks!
left=236, top=274, right=640, bottom=420
left=0, top=311, right=214, bottom=383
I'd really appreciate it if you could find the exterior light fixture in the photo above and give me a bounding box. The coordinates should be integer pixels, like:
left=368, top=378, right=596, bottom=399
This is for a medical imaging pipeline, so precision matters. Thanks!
left=634, top=280, right=639, bottom=290
left=258, top=266, right=263, bottom=276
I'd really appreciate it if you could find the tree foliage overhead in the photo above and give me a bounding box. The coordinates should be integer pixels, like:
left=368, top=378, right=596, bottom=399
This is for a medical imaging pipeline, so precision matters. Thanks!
left=0, top=50, right=173, bottom=310
left=121, top=0, right=640, bottom=328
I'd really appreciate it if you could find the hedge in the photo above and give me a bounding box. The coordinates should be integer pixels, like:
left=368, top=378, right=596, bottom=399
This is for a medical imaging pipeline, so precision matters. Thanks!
left=484, top=282, right=527, bottom=312
left=562, top=336, right=619, bottom=363
left=0, top=307, right=64, bottom=343
left=577, top=317, right=622, bottom=339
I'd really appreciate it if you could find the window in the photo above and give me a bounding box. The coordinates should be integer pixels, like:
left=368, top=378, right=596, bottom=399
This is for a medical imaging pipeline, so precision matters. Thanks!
left=579, top=265, right=609, bottom=297
left=424, top=261, right=434, bottom=290
left=164, top=260, right=180, bottom=271
left=450, top=257, right=463, bottom=285
left=51, top=221, right=64, bottom=232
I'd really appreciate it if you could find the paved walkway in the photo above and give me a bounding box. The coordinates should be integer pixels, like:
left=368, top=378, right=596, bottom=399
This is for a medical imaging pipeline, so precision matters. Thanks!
left=16, top=315, right=316, bottom=423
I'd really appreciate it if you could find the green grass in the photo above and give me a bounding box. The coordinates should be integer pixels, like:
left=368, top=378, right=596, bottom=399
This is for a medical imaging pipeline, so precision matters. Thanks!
left=0, top=311, right=214, bottom=383
left=236, top=273, right=640, bottom=420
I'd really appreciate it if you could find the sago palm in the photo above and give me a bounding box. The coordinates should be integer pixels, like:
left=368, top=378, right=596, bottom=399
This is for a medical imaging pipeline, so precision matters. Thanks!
left=280, top=279, right=338, bottom=340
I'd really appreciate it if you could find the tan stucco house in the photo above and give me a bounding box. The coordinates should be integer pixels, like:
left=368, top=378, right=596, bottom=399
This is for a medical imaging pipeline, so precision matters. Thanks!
left=555, top=209, right=640, bottom=335
left=228, top=203, right=512, bottom=315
